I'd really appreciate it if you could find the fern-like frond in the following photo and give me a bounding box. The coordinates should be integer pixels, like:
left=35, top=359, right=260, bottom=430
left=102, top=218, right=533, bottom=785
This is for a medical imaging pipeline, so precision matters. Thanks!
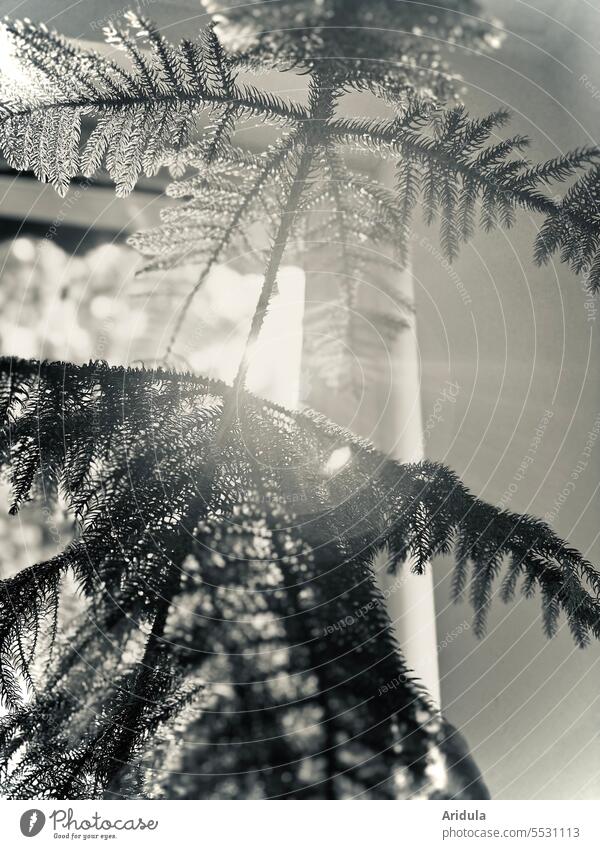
left=1, top=357, right=597, bottom=795
left=534, top=165, right=600, bottom=292
left=331, top=108, right=600, bottom=261
left=2, top=14, right=598, bottom=367
left=0, top=356, right=492, bottom=799
left=130, top=132, right=302, bottom=273
left=298, top=146, right=412, bottom=390
left=0, top=17, right=307, bottom=196
left=202, top=0, right=493, bottom=103
left=128, top=95, right=599, bottom=370
left=1, top=4, right=598, bottom=805
left=1, top=357, right=597, bottom=670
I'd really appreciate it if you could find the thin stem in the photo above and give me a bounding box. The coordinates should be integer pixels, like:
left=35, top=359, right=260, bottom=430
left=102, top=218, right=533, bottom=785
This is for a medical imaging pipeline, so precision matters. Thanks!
left=328, top=118, right=562, bottom=216
left=164, top=134, right=301, bottom=359
left=103, top=573, right=180, bottom=797
left=214, top=143, right=314, bottom=443
left=7, top=85, right=308, bottom=126
left=214, top=75, right=336, bottom=444
left=217, top=145, right=313, bottom=438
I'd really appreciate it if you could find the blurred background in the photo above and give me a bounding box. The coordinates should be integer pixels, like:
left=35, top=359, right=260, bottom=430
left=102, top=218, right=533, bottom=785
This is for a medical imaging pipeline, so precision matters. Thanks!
left=0, top=0, right=598, bottom=800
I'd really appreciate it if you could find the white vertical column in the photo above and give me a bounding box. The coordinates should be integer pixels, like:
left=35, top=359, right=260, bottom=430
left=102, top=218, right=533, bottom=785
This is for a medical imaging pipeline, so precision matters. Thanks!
left=300, top=250, right=440, bottom=704
left=373, top=267, right=441, bottom=706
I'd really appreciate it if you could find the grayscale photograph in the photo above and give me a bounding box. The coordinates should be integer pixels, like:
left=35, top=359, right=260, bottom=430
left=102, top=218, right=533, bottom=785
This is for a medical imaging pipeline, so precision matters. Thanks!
left=0, top=1, right=598, bottom=839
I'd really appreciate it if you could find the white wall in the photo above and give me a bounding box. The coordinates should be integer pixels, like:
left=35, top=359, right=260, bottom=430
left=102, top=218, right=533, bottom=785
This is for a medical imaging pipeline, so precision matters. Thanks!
left=416, top=0, right=600, bottom=800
